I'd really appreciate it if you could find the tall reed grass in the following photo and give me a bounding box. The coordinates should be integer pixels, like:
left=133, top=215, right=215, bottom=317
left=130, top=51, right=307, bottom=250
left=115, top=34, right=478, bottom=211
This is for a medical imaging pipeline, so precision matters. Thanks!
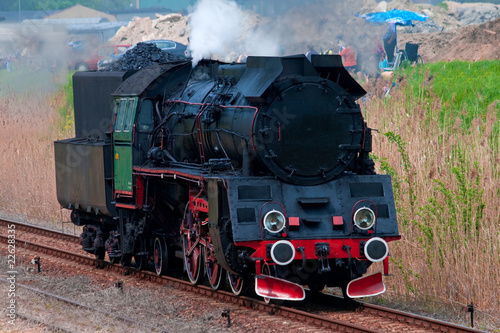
left=364, top=60, right=499, bottom=331
left=0, top=67, right=72, bottom=228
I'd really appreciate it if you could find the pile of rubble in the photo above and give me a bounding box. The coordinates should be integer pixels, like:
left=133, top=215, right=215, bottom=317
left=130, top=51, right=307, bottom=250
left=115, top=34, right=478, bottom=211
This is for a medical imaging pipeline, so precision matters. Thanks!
left=100, top=42, right=182, bottom=71
left=399, top=16, right=500, bottom=62
left=444, top=1, right=500, bottom=25
left=110, top=13, right=189, bottom=46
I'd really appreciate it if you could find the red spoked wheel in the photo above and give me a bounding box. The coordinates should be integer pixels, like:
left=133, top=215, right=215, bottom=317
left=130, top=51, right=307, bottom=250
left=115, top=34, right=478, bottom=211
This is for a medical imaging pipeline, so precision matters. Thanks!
left=205, top=245, right=224, bottom=290
left=153, top=236, right=168, bottom=276
left=227, top=271, right=245, bottom=296
left=182, top=233, right=203, bottom=284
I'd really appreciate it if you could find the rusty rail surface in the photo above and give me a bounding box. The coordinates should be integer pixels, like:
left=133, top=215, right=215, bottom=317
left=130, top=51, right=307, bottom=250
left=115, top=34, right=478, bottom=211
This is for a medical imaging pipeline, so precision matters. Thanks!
left=0, top=218, right=80, bottom=243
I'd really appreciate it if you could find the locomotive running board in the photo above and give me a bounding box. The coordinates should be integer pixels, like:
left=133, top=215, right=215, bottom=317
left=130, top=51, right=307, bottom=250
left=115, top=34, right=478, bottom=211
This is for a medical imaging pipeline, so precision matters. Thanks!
left=255, top=275, right=306, bottom=301
left=346, top=272, right=386, bottom=298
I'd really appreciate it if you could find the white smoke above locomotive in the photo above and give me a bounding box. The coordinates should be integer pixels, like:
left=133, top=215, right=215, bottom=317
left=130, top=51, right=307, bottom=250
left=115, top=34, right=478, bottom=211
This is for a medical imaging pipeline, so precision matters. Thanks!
left=187, top=0, right=281, bottom=66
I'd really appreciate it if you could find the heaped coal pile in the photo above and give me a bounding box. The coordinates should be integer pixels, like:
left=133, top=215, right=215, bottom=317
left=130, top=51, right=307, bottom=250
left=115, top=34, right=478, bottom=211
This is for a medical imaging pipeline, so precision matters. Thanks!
left=102, top=42, right=182, bottom=71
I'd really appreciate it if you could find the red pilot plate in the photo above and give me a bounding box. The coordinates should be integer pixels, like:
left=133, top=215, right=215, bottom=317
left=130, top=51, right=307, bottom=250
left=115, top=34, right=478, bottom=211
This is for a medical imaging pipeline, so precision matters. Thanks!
left=255, top=275, right=306, bottom=301
left=346, top=271, right=386, bottom=298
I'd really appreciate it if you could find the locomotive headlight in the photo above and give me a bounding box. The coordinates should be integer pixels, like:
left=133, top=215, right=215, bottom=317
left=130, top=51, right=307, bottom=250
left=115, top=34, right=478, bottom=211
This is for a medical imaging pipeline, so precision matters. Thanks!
left=263, top=210, right=286, bottom=233
left=353, top=207, right=376, bottom=230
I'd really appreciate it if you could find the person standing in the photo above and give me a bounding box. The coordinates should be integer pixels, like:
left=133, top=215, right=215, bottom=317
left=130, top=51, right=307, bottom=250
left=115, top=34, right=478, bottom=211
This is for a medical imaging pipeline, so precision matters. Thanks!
left=340, top=45, right=358, bottom=72
left=339, top=41, right=363, bottom=80
left=382, top=22, right=396, bottom=63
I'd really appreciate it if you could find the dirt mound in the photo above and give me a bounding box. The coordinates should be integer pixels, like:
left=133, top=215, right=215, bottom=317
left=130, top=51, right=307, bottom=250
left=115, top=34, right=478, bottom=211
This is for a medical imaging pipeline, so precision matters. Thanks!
left=110, top=13, right=189, bottom=45
left=398, top=17, right=500, bottom=62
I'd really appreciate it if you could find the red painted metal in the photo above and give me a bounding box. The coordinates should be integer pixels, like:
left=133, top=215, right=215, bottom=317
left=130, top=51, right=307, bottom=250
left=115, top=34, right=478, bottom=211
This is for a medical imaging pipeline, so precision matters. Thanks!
left=383, top=256, right=389, bottom=275
left=135, top=175, right=145, bottom=209
left=289, top=217, right=300, bottom=227
left=115, top=203, right=136, bottom=209
left=191, top=197, right=209, bottom=213
left=115, top=190, right=133, bottom=196
left=332, top=216, right=343, bottom=226
left=133, top=166, right=203, bottom=182
left=255, top=275, right=305, bottom=301
left=346, top=272, right=385, bottom=298
left=241, top=236, right=401, bottom=261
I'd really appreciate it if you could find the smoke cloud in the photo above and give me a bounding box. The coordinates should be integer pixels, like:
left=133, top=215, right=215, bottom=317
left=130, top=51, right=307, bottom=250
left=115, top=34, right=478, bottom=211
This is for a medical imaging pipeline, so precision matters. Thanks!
left=187, top=0, right=385, bottom=70
left=187, top=0, right=281, bottom=66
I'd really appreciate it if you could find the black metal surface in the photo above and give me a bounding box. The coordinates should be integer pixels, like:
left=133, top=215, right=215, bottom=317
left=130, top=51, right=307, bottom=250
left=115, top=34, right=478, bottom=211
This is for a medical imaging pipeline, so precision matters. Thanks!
left=310, top=54, right=366, bottom=99
left=226, top=174, right=397, bottom=242
left=73, top=71, right=134, bottom=140
left=113, top=61, right=191, bottom=97
left=54, top=138, right=115, bottom=216
left=254, top=77, right=364, bottom=185
left=235, top=56, right=283, bottom=103
left=165, top=57, right=365, bottom=185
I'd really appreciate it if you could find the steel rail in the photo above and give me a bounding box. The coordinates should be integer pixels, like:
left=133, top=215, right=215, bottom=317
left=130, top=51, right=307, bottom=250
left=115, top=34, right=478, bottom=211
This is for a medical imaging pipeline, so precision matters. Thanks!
left=0, top=217, right=80, bottom=243
left=0, top=234, right=377, bottom=332
left=359, top=302, right=486, bottom=333
left=0, top=225, right=488, bottom=333
left=0, top=278, right=173, bottom=333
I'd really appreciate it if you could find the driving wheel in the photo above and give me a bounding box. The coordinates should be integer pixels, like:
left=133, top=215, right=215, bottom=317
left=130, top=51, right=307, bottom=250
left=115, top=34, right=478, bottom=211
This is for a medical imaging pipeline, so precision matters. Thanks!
left=153, top=236, right=168, bottom=276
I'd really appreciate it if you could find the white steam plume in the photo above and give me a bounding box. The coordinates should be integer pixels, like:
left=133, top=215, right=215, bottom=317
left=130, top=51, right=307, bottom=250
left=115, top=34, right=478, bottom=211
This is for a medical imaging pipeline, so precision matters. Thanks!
left=187, top=0, right=281, bottom=66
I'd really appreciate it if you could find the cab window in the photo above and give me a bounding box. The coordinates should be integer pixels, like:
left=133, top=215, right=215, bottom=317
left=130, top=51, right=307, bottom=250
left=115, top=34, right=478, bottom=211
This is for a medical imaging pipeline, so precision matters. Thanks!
left=114, top=98, right=127, bottom=132
left=123, top=99, right=136, bottom=132
left=138, top=99, right=154, bottom=132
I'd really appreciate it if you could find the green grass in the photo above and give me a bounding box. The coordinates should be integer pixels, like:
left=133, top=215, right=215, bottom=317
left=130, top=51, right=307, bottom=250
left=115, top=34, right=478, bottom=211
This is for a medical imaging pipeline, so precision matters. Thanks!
left=398, top=60, right=500, bottom=154
left=56, top=73, right=75, bottom=134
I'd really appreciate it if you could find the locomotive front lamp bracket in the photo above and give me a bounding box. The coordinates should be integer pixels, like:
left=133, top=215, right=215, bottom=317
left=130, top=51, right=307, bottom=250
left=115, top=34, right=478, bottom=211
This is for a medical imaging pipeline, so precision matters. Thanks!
left=263, top=210, right=285, bottom=233
left=353, top=207, right=376, bottom=230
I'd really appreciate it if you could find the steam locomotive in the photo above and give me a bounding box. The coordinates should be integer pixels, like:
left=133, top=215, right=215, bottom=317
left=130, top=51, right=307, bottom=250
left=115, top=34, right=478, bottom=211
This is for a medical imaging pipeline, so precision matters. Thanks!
left=55, top=54, right=400, bottom=301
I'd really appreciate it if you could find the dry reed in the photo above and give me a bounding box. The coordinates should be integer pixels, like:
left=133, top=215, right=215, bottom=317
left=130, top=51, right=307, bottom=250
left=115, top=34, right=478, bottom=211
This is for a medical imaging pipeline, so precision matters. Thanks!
left=0, top=88, right=70, bottom=228
left=363, top=74, right=499, bottom=331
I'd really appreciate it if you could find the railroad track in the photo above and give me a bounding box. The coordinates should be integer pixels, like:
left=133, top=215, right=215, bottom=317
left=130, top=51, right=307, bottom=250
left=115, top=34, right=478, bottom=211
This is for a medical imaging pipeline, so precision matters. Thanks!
left=0, top=217, right=80, bottom=243
left=1, top=278, right=172, bottom=333
left=0, top=218, right=486, bottom=333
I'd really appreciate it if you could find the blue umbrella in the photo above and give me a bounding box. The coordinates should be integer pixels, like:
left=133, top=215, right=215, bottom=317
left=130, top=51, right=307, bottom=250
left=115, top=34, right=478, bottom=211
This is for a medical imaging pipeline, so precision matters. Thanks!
left=361, top=9, right=428, bottom=26
left=358, top=9, right=428, bottom=53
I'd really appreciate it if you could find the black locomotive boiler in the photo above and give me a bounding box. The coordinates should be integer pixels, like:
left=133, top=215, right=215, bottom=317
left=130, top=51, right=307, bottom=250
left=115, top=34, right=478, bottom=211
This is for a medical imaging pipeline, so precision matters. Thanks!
left=55, top=55, right=400, bottom=301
